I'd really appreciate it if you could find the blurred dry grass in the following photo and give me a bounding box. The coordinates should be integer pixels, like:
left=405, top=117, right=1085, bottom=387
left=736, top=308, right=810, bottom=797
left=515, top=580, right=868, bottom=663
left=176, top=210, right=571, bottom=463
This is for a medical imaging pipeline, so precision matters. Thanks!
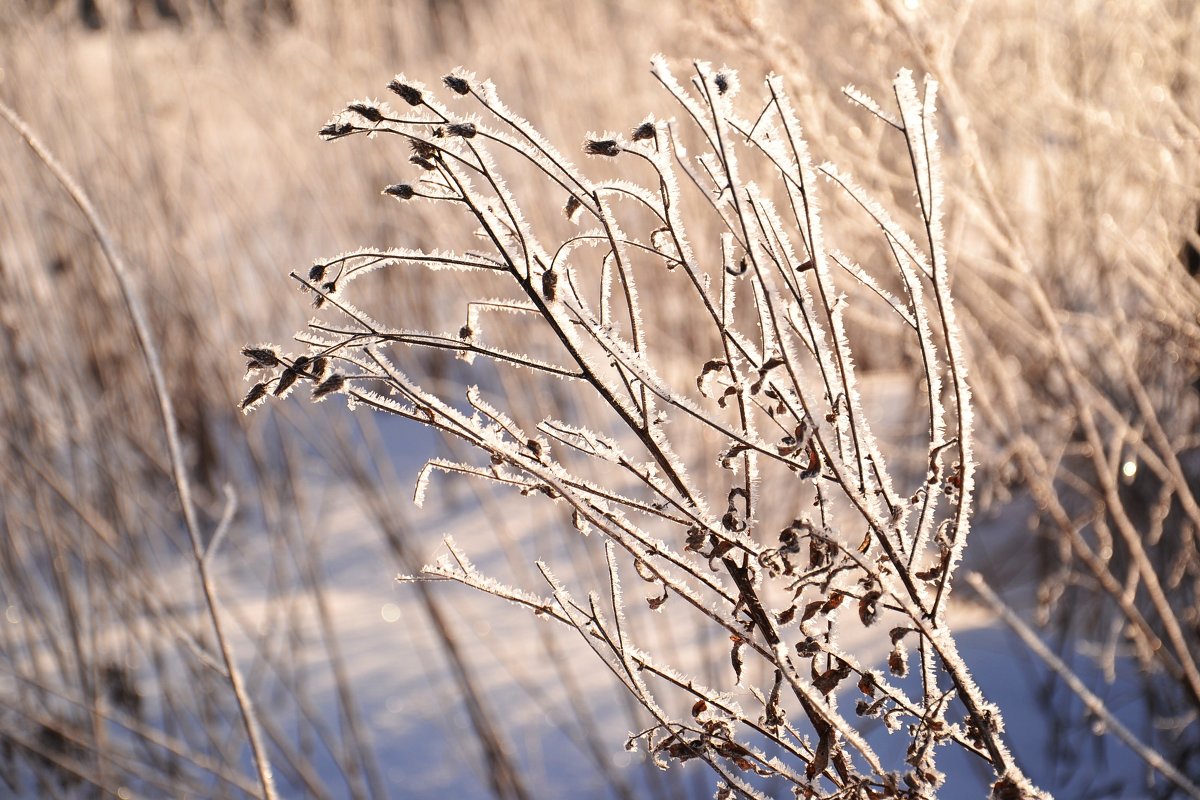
left=2, top=0, right=1199, bottom=797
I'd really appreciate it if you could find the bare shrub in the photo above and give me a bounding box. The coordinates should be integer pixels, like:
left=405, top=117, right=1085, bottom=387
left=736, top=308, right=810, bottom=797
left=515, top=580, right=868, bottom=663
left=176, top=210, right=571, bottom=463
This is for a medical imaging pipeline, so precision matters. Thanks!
left=247, top=61, right=1054, bottom=798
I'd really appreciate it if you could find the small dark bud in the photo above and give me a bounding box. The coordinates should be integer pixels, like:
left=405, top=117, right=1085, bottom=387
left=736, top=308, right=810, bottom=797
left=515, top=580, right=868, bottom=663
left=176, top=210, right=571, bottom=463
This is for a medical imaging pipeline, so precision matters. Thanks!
left=240, top=382, right=268, bottom=410
left=273, top=368, right=300, bottom=397
left=319, top=121, right=354, bottom=138
left=714, top=74, right=730, bottom=95
left=321, top=281, right=337, bottom=295
left=632, top=122, right=656, bottom=141
left=584, top=138, right=621, bottom=157
left=447, top=122, right=477, bottom=138
left=410, top=155, right=436, bottom=170
left=387, top=80, right=424, bottom=106
left=241, top=347, right=280, bottom=369
left=308, top=263, right=327, bottom=281
left=564, top=195, right=582, bottom=220
left=384, top=184, right=416, bottom=200
left=309, top=357, right=328, bottom=379
left=312, top=374, right=346, bottom=400
left=410, top=139, right=438, bottom=159
left=541, top=268, right=558, bottom=301
left=347, top=103, right=383, bottom=122
left=443, top=75, right=471, bottom=95
left=458, top=325, right=473, bottom=340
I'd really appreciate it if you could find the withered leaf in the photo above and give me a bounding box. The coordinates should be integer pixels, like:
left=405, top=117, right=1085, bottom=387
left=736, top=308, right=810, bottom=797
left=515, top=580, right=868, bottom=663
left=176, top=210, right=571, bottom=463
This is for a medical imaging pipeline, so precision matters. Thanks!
left=647, top=588, right=668, bottom=611
left=813, top=657, right=852, bottom=696
left=730, top=635, right=745, bottom=683
left=888, top=647, right=908, bottom=677
left=806, top=729, right=832, bottom=779
left=800, top=600, right=825, bottom=624
left=858, top=590, right=882, bottom=626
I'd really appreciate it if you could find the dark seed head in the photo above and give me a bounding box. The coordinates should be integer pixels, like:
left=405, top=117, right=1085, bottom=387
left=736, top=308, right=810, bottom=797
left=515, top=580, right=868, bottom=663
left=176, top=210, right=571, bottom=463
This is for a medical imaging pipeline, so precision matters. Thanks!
left=564, top=195, right=582, bottom=220
left=632, top=122, right=656, bottom=141
left=443, top=74, right=471, bottom=95
left=410, top=155, right=436, bottom=170
left=347, top=103, right=383, bottom=122
left=410, top=139, right=438, bottom=159
left=541, top=269, right=558, bottom=301
left=241, top=347, right=280, bottom=369
left=308, top=263, right=327, bottom=281
left=387, top=80, right=424, bottom=106
left=319, top=121, right=354, bottom=138
left=584, top=138, right=621, bottom=157
left=447, top=122, right=477, bottom=139
left=240, top=382, right=268, bottom=410
left=458, top=325, right=473, bottom=340
left=312, top=374, right=346, bottom=400
left=273, top=368, right=300, bottom=397
left=714, top=74, right=730, bottom=95
left=384, top=184, right=416, bottom=200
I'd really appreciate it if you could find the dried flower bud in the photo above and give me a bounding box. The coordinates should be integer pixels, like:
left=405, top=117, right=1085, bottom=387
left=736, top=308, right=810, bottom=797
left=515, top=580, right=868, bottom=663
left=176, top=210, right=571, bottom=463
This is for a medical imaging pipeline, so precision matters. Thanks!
left=387, top=79, right=424, bottom=106
left=312, top=373, right=346, bottom=400
left=541, top=268, right=558, bottom=301
left=241, top=347, right=280, bottom=370
left=443, top=74, right=471, bottom=95
left=309, top=357, right=328, bottom=379
left=347, top=103, right=383, bottom=122
left=564, top=195, right=582, bottom=221
left=632, top=122, right=656, bottom=141
left=410, top=155, right=436, bottom=170
left=447, top=122, right=477, bottom=138
left=240, top=382, right=268, bottom=411
left=584, top=138, right=621, bottom=157
left=714, top=74, right=730, bottom=95
left=458, top=325, right=473, bottom=340
left=273, top=368, right=300, bottom=397
left=410, top=139, right=438, bottom=159
left=384, top=184, right=416, bottom=200
left=308, top=263, right=327, bottom=281
left=319, top=121, right=354, bottom=138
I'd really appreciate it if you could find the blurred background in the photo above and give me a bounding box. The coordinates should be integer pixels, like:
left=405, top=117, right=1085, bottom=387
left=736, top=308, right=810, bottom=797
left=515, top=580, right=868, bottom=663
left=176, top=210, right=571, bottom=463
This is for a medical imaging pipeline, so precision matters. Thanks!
left=1, top=0, right=1198, bottom=797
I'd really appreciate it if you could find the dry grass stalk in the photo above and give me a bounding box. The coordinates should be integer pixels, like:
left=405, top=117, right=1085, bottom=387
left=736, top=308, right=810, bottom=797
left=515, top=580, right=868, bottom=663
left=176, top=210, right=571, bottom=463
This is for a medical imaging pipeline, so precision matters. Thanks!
left=0, top=99, right=279, bottom=800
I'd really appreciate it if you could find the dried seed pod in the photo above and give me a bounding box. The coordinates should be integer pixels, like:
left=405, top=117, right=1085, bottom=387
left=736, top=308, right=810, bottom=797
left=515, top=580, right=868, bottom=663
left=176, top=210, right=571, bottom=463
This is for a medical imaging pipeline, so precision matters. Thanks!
left=319, top=121, right=354, bottom=138
left=273, top=368, right=300, bottom=397
left=387, top=79, right=423, bottom=106
left=564, top=195, right=582, bottom=222
left=384, top=184, right=416, bottom=200
left=240, top=382, right=268, bottom=411
left=443, top=74, right=471, bottom=95
left=631, top=121, right=656, bottom=141
left=584, top=138, right=621, bottom=157
left=311, top=374, right=346, bottom=400
left=447, top=122, right=477, bottom=138
left=241, top=347, right=280, bottom=370
left=410, top=139, right=438, bottom=159
left=347, top=103, right=383, bottom=122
